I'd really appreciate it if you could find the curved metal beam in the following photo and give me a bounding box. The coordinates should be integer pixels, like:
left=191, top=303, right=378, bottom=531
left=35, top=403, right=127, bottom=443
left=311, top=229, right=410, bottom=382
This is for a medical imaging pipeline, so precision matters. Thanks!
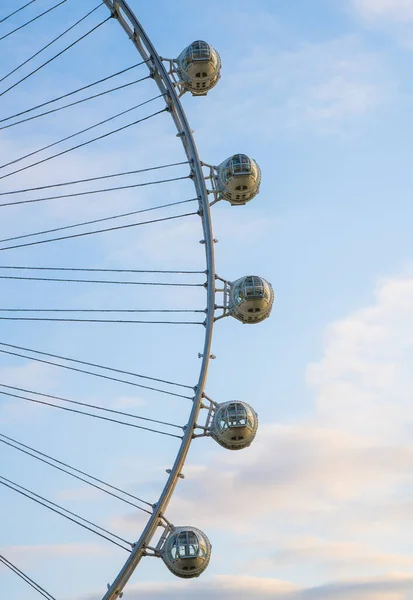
left=102, top=2, right=216, bottom=598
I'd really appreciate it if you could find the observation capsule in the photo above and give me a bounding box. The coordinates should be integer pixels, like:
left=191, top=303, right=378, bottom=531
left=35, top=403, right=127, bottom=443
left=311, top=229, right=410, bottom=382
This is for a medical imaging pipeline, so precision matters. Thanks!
left=177, top=40, right=221, bottom=95
left=161, top=526, right=211, bottom=578
left=211, top=401, right=258, bottom=450
left=229, top=275, right=274, bottom=324
left=217, top=154, right=261, bottom=205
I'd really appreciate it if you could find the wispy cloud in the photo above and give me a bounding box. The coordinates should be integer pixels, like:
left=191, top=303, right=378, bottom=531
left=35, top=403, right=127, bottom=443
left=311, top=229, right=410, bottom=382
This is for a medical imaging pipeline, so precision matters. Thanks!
left=75, top=573, right=413, bottom=600
left=353, top=0, right=413, bottom=22
left=106, top=272, right=413, bottom=589
left=1, top=542, right=110, bottom=564
left=197, top=36, right=393, bottom=139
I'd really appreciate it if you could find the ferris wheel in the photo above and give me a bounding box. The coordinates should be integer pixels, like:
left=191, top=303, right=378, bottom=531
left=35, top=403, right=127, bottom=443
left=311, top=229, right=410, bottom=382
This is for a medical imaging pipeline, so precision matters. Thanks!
left=0, top=2, right=274, bottom=599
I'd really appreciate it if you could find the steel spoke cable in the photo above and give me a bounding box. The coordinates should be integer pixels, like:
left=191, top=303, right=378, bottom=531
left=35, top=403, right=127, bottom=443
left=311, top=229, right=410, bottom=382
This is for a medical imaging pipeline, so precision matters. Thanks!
left=0, top=476, right=132, bottom=551
left=0, top=389, right=184, bottom=438
left=0, top=75, right=151, bottom=130
left=0, top=181, right=193, bottom=209
left=0, top=431, right=153, bottom=508
left=0, top=317, right=203, bottom=323
left=0, top=274, right=201, bottom=285
left=0, top=1, right=38, bottom=25
left=0, top=557, right=54, bottom=600
left=0, top=308, right=204, bottom=313
left=0, top=266, right=204, bottom=273
left=0, top=104, right=166, bottom=182
left=0, top=0, right=66, bottom=43
left=0, top=436, right=152, bottom=514
left=0, top=347, right=193, bottom=399
left=0, top=555, right=56, bottom=600
left=0, top=92, right=158, bottom=170
left=0, top=61, right=147, bottom=124
left=0, top=13, right=112, bottom=97
left=0, top=2, right=107, bottom=87
left=0, top=161, right=188, bottom=195
left=0, top=386, right=182, bottom=428
left=0, top=342, right=195, bottom=390
left=0, top=197, right=195, bottom=238
left=1, top=562, right=50, bottom=600
left=0, top=474, right=133, bottom=544
left=0, top=211, right=198, bottom=251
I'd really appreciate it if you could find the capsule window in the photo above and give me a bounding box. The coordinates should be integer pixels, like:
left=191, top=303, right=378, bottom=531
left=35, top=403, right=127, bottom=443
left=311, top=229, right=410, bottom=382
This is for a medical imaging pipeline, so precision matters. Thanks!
left=217, top=403, right=249, bottom=431
left=243, top=276, right=265, bottom=298
left=170, top=531, right=200, bottom=560
left=230, top=154, right=252, bottom=176
left=189, top=40, right=211, bottom=61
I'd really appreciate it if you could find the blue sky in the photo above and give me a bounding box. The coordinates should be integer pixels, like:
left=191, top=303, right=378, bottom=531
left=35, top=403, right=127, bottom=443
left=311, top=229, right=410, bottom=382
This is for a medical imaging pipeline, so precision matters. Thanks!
left=1, top=0, right=413, bottom=599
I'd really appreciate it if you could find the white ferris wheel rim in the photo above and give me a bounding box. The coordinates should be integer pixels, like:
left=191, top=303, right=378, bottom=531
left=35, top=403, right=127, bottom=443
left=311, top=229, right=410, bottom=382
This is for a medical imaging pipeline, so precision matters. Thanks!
left=99, top=2, right=217, bottom=598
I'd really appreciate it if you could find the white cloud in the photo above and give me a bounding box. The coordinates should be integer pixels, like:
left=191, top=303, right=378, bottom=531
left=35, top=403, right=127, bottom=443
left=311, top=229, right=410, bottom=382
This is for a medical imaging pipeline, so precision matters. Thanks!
left=307, top=274, right=413, bottom=440
left=272, top=536, right=413, bottom=572
left=354, top=0, right=413, bottom=21
left=76, top=573, right=413, bottom=600
left=158, top=423, right=413, bottom=536
left=199, top=36, right=392, bottom=138
left=280, top=39, right=391, bottom=131
left=1, top=542, right=110, bottom=565
left=107, top=273, right=413, bottom=587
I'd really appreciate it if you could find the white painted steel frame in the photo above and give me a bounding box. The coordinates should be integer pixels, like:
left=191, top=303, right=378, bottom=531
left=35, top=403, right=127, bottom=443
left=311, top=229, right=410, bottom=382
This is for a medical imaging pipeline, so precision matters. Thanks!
left=101, top=2, right=216, bottom=598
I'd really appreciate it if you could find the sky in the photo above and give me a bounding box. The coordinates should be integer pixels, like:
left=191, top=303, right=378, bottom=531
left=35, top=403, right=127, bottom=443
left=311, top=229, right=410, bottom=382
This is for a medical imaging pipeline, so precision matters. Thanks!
left=1, top=0, right=413, bottom=599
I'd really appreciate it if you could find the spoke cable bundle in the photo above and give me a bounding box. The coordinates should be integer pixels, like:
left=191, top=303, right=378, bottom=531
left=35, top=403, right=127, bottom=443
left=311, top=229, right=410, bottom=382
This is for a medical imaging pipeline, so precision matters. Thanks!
left=0, top=90, right=157, bottom=170
left=0, top=2, right=105, bottom=85
left=0, top=11, right=112, bottom=98
left=0, top=183, right=193, bottom=209
left=0, top=1, right=67, bottom=43
left=0, top=61, right=148, bottom=125
left=0, top=273, right=202, bottom=286
left=0, top=197, right=196, bottom=241
left=0, top=475, right=132, bottom=551
left=0, top=388, right=183, bottom=437
left=0, top=103, right=167, bottom=182
left=0, top=1, right=39, bottom=25
left=0, top=432, right=153, bottom=511
left=0, top=341, right=195, bottom=389
left=0, top=160, right=189, bottom=195
left=0, top=1, right=221, bottom=598
left=0, top=383, right=183, bottom=422
left=0, top=346, right=193, bottom=398
left=0, top=211, right=199, bottom=252
left=0, top=74, right=151, bottom=130
left=0, top=555, right=56, bottom=600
